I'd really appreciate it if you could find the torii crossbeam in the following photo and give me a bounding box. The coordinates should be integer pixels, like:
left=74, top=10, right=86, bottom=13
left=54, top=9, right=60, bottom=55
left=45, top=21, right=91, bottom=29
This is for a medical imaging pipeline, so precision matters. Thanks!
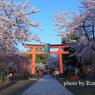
left=25, top=44, right=69, bottom=74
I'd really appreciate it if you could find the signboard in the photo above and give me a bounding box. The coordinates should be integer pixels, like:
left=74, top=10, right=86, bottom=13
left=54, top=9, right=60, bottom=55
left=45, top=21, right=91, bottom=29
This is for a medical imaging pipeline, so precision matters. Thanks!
left=44, top=43, right=50, bottom=53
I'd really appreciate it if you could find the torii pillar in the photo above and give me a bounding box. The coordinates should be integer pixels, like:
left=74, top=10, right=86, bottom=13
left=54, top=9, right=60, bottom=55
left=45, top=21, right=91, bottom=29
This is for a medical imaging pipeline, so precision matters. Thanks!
left=59, top=48, right=63, bottom=74
left=32, top=47, right=36, bottom=74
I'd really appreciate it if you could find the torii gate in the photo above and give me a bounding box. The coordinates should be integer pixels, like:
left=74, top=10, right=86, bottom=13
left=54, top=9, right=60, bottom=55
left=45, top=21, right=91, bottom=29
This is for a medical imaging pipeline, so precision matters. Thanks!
left=25, top=44, right=69, bottom=74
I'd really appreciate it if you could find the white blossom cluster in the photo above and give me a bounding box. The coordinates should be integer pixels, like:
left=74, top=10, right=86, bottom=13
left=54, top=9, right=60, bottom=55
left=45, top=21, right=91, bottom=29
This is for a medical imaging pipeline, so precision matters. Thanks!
left=0, top=0, right=41, bottom=56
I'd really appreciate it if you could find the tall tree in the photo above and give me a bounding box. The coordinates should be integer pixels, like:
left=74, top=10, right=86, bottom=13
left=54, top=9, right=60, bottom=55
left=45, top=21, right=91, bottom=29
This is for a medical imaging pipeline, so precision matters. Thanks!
left=0, top=0, right=41, bottom=56
left=54, top=0, right=95, bottom=79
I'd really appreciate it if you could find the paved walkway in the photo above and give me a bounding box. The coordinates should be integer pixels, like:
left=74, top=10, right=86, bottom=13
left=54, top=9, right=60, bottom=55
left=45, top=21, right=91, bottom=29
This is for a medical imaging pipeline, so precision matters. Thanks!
left=21, top=75, right=74, bottom=95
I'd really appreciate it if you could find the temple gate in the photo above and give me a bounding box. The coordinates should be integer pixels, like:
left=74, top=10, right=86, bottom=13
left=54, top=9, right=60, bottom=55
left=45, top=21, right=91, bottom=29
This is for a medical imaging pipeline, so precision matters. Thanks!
left=25, top=44, right=69, bottom=74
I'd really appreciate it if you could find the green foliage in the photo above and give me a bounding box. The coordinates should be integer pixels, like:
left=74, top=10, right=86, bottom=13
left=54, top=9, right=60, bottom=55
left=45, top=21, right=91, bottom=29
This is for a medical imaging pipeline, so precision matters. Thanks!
left=62, top=47, right=77, bottom=66
left=27, top=54, right=49, bottom=64
left=70, top=33, right=79, bottom=41
left=27, top=54, right=32, bottom=59
left=36, top=54, right=49, bottom=64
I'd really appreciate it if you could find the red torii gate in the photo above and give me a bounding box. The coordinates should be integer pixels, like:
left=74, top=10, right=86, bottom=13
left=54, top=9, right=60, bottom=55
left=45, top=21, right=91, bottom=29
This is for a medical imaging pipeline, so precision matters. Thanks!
left=25, top=44, right=69, bottom=74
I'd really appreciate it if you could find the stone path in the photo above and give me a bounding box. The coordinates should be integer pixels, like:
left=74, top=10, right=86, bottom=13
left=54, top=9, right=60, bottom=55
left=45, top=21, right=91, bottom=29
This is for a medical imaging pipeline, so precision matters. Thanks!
left=21, top=75, right=74, bottom=95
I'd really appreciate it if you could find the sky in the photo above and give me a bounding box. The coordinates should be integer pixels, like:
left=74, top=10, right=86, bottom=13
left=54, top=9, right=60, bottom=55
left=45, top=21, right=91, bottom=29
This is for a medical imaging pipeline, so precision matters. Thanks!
left=17, top=0, right=81, bottom=51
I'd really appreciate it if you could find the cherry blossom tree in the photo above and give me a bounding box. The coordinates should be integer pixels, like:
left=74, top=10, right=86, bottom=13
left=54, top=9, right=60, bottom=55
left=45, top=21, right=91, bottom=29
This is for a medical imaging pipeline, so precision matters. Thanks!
left=54, top=11, right=80, bottom=44
left=0, top=0, right=41, bottom=56
left=54, top=0, right=95, bottom=54
left=54, top=0, right=95, bottom=79
left=0, top=0, right=43, bottom=76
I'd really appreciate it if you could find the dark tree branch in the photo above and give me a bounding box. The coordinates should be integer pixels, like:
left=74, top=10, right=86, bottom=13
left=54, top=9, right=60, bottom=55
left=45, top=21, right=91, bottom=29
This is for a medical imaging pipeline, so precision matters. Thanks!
left=92, top=45, right=95, bottom=52
left=92, top=18, right=95, bottom=42
left=82, top=24, right=90, bottom=41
